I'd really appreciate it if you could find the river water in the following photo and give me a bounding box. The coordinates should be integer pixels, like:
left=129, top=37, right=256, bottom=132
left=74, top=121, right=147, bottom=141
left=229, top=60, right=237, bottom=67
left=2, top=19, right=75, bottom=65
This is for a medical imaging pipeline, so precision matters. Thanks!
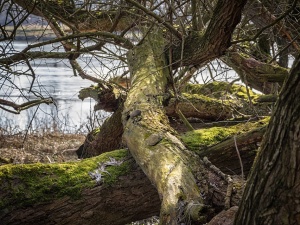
left=0, top=41, right=238, bottom=134
left=0, top=41, right=109, bottom=133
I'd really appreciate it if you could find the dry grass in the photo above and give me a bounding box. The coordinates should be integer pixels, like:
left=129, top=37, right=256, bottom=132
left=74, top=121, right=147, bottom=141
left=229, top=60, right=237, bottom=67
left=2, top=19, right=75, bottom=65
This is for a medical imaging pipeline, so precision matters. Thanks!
left=0, top=132, right=85, bottom=165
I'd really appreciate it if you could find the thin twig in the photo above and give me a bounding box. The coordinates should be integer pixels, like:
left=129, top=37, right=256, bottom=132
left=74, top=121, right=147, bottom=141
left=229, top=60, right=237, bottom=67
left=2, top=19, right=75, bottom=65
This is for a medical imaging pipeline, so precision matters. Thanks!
left=125, top=0, right=182, bottom=39
left=233, top=135, right=244, bottom=180
left=22, top=105, right=40, bottom=147
left=232, top=0, right=299, bottom=50
left=225, top=175, right=233, bottom=209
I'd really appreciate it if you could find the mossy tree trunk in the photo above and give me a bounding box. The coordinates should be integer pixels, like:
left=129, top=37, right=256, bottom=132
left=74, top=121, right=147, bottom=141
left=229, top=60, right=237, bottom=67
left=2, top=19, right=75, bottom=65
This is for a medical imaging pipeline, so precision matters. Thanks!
left=0, top=147, right=245, bottom=225
left=223, top=52, right=288, bottom=94
left=234, top=55, right=300, bottom=224
left=122, top=30, right=206, bottom=224
left=0, top=152, right=161, bottom=225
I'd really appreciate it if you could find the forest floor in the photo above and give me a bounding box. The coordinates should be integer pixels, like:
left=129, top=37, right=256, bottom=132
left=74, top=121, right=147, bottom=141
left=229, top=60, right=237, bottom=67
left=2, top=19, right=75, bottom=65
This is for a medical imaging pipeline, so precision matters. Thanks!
left=0, top=132, right=85, bottom=165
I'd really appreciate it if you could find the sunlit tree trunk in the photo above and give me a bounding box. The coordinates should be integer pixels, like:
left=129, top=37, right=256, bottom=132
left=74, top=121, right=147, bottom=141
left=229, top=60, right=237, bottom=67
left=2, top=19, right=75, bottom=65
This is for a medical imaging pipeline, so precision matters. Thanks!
left=234, top=55, right=300, bottom=224
left=122, top=30, right=205, bottom=224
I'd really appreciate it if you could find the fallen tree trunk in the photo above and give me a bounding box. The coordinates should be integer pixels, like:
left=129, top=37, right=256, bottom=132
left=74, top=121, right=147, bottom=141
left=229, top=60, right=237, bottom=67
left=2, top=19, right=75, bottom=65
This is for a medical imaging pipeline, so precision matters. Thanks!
left=78, top=80, right=270, bottom=158
left=121, top=30, right=208, bottom=224
left=0, top=148, right=244, bottom=225
left=200, top=125, right=267, bottom=176
left=78, top=83, right=234, bottom=121
left=0, top=151, right=161, bottom=225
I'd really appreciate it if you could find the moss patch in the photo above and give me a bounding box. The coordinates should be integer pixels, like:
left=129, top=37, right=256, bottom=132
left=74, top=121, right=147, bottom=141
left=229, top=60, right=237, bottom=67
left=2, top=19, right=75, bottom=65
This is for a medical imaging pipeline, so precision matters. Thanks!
left=0, top=149, right=130, bottom=210
left=183, top=81, right=260, bottom=101
left=181, top=118, right=269, bottom=152
left=181, top=126, right=236, bottom=151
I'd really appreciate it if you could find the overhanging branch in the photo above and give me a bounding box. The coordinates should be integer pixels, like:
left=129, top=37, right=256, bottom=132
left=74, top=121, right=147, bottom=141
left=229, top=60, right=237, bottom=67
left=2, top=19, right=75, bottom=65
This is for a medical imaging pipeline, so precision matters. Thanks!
left=0, top=98, right=54, bottom=114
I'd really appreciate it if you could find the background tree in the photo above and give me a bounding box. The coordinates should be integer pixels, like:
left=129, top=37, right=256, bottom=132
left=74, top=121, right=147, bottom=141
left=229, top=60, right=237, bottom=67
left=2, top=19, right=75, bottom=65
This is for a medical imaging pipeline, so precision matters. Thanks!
left=0, top=0, right=299, bottom=224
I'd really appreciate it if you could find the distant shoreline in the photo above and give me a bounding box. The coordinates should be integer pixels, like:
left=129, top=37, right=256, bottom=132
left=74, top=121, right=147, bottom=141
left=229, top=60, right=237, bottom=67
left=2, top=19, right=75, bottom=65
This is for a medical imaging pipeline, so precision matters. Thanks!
left=5, top=25, right=58, bottom=41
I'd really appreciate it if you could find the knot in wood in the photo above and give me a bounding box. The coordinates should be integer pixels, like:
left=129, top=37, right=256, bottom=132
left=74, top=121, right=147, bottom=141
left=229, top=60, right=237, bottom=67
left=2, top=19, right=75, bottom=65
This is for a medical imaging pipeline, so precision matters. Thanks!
left=129, top=110, right=141, bottom=119
left=146, top=133, right=163, bottom=146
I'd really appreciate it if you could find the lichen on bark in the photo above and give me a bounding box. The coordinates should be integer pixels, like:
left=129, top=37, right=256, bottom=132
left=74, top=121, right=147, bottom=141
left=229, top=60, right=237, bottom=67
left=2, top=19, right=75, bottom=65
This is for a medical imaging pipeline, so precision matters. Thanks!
left=122, top=29, right=207, bottom=224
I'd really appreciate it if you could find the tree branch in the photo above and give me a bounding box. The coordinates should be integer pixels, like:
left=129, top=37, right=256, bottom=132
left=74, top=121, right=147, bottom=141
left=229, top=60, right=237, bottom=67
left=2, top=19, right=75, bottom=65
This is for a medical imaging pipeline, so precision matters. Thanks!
left=236, top=0, right=300, bottom=51
left=0, top=98, right=54, bottom=114
left=124, top=0, right=182, bottom=39
left=171, top=0, right=247, bottom=67
left=0, top=29, right=133, bottom=63
left=222, top=51, right=288, bottom=94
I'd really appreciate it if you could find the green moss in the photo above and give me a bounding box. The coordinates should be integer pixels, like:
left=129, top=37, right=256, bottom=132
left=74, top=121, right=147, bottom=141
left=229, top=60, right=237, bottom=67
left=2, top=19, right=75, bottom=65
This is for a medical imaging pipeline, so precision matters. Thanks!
left=181, top=118, right=269, bottom=152
left=0, top=149, right=130, bottom=210
left=231, top=85, right=258, bottom=100
left=183, top=81, right=260, bottom=102
left=78, top=85, right=101, bottom=101
left=181, top=127, right=237, bottom=151
left=182, top=92, right=218, bottom=103
left=92, top=127, right=101, bottom=135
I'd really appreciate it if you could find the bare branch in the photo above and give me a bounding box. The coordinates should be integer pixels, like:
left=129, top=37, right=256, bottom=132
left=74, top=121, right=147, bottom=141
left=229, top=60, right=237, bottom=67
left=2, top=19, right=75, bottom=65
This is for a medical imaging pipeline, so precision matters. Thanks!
left=0, top=31, right=132, bottom=65
left=0, top=98, right=54, bottom=114
left=233, top=0, right=300, bottom=51
left=125, top=0, right=182, bottom=39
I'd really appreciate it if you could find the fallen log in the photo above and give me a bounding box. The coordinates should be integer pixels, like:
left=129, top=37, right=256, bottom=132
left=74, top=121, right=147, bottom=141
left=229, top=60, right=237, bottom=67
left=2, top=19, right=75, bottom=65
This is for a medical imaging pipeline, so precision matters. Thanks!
left=0, top=148, right=244, bottom=225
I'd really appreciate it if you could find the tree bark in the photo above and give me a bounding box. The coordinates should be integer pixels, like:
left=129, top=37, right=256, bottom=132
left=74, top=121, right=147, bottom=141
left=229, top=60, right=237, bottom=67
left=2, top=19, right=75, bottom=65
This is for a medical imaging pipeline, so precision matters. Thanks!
left=172, top=0, right=247, bottom=67
left=12, top=0, right=131, bottom=33
left=76, top=105, right=124, bottom=158
left=200, top=125, right=266, bottom=177
left=234, top=55, right=300, bottom=224
left=0, top=149, right=245, bottom=225
left=223, top=51, right=288, bottom=94
left=165, top=96, right=231, bottom=121
left=122, top=30, right=209, bottom=224
left=78, top=83, right=234, bottom=121
left=0, top=156, right=161, bottom=225
left=244, top=0, right=300, bottom=53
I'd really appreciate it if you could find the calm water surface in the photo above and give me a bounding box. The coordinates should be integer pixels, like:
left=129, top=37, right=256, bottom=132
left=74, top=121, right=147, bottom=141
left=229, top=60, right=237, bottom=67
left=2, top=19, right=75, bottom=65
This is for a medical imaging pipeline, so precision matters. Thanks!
left=0, top=41, right=238, bottom=133
left=0, top=41, right=108, bottom=133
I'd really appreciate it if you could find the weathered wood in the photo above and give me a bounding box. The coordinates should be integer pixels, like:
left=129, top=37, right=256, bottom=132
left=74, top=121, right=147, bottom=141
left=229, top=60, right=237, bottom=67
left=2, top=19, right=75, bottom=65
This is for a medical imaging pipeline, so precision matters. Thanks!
left=223, top=52, right=288, bottom=94
left=79, top=82, right=234, bottom=121
left=77, top=105, right=124, bottom=158
left=165, top=95, right=232, bottom=121
left=122, top=30, right=208, bottom=224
